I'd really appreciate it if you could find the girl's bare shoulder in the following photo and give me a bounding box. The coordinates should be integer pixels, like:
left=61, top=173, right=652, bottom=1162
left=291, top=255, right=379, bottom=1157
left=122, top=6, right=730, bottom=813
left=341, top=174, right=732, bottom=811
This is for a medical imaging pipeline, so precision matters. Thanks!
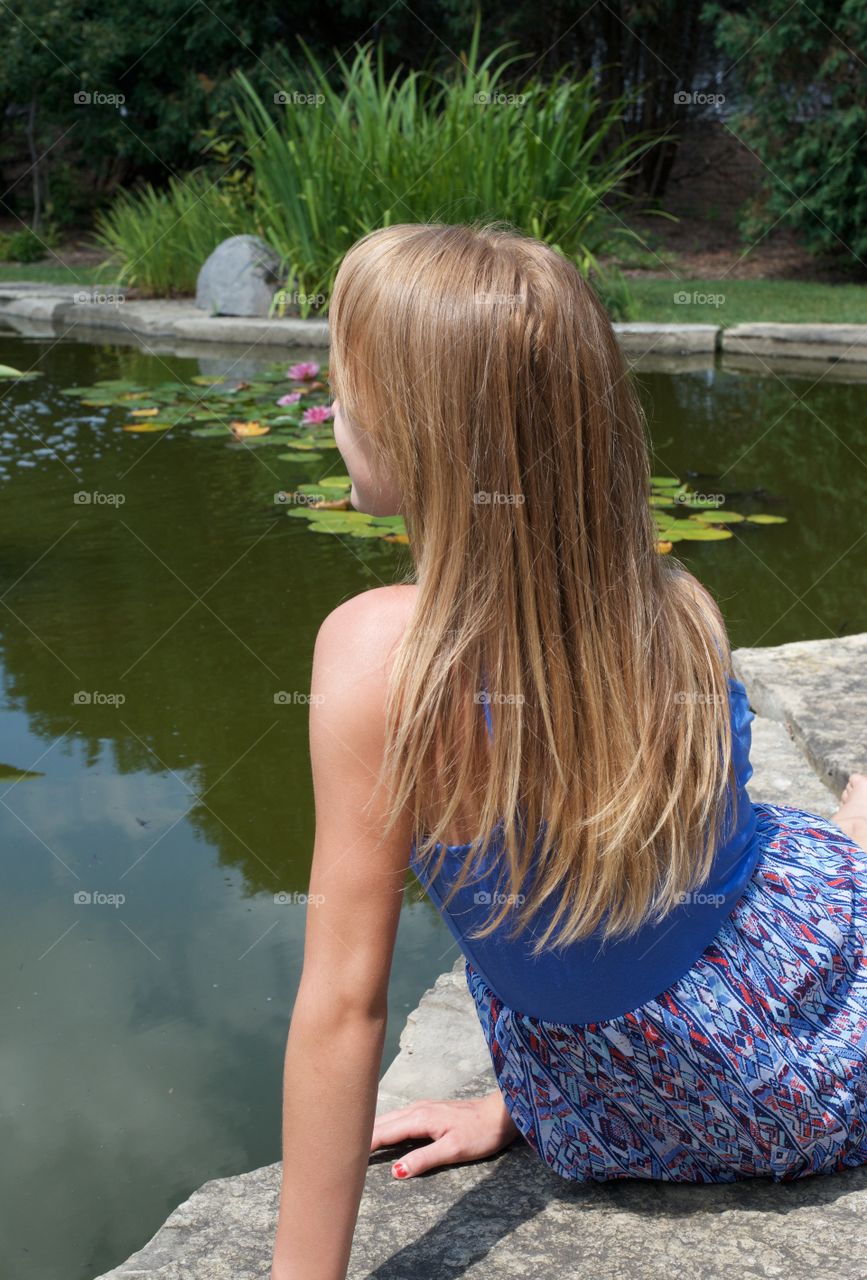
left=312, top=584, right=418, bottom=696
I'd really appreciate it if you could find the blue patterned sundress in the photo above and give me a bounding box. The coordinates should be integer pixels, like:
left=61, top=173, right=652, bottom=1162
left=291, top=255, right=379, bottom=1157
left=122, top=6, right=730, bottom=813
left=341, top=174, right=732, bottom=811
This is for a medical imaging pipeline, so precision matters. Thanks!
left=467, top=801, right=867, bottom=1183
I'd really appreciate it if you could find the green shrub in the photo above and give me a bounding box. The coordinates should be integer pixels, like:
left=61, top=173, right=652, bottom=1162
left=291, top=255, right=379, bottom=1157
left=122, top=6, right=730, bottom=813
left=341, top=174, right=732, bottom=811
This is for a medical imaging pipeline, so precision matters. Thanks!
left=0, top=228, right=49, bottom=263
left=235, top=24, right=652, bottom=316
left=93, top=173, right=253, bottom=296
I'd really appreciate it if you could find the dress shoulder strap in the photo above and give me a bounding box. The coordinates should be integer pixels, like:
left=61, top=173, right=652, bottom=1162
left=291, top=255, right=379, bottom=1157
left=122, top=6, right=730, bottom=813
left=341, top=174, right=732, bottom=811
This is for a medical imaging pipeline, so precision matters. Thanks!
left=479, top=670, right=494, bottom=742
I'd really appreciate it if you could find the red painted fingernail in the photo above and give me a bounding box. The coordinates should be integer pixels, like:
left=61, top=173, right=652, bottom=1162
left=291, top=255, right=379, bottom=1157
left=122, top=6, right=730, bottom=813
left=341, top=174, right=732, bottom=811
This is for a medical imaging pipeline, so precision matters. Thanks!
left=393, top=1161, right=409, bottom=1178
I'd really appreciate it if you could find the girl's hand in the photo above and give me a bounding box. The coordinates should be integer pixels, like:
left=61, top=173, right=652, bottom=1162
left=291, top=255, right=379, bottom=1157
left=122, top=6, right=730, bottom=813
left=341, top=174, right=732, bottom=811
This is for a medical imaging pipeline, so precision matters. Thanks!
left=371, top=1089, right=519, bottom=1178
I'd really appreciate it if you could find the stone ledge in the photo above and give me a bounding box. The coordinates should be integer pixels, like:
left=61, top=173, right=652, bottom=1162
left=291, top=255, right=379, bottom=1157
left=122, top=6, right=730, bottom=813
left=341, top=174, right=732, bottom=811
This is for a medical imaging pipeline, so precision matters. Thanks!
left=732, top=632, right=867, bottom=794
left=614, top=322, right=721, bottom=355
left=723, top=323, right=867, bottom=362
left=97, top=964, right=867, bottom=1280
left=0, top=288, right=330, bottom=350
left=6, top=287, right=867, bottom=364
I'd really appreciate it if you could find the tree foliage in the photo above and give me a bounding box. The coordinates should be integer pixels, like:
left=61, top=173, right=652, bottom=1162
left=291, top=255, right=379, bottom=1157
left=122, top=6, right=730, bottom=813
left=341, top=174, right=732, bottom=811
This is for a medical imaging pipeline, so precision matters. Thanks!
left=707, top=0, right=867, bottom=262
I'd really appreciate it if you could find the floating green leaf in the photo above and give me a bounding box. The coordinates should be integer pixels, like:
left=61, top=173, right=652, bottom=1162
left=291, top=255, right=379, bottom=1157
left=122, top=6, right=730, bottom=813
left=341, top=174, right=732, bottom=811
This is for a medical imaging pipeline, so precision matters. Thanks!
left=60, top=361, right=786, bottom=551
left=0, top=363, right=41, bottom=381
left=0, top=761, right=43, bottom=781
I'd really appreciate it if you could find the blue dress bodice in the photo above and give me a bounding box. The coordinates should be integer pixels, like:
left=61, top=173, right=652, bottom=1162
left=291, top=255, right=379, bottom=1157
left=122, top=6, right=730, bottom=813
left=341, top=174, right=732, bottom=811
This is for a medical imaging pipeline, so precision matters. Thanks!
left=409, top=673, right=760, bottom=1024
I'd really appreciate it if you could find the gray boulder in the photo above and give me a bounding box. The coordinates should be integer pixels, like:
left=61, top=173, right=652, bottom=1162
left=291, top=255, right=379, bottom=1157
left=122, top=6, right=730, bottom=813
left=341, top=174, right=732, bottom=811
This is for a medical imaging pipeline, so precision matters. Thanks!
left=195, top=235, right=282, bottom=317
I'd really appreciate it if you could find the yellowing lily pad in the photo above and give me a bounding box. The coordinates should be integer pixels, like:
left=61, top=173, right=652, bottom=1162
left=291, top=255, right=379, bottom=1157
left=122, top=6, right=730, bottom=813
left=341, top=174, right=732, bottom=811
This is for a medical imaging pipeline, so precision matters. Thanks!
left=230, top=420, right=270, bottom=438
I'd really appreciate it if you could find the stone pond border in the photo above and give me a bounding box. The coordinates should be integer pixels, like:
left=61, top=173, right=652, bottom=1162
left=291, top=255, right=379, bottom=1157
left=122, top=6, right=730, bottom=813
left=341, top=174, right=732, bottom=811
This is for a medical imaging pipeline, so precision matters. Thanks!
left=4, top=284, right=867, bottom=362
left=92, top=631, right=867, bottom=1279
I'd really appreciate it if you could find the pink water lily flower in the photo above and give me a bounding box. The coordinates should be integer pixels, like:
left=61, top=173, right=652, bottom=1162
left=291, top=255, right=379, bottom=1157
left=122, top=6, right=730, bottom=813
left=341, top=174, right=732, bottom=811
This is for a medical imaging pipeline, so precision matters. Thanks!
left=302, top=404, right=334, bottom=424
left=287, top=361, right=320, bottom=381
left=276, top=392, right=302, bottom=406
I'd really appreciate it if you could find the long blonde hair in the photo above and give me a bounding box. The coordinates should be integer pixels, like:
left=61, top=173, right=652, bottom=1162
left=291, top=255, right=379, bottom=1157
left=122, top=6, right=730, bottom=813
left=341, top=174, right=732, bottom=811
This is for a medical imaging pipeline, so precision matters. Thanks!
left=329, top=222, right=740, bottom=951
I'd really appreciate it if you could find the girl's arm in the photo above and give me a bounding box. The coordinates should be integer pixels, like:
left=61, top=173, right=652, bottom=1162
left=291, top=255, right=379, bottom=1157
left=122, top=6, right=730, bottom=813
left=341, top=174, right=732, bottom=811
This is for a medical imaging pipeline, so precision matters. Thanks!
left=270, top=587, right=416, bottom=1280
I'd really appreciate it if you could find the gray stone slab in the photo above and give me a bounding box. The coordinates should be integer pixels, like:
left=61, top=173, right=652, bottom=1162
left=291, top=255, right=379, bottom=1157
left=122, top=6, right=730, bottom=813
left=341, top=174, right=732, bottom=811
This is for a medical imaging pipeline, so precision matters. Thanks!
left=732, top=633, right=867, bottom=793
left=377, top=959, right=494, bottom=1114
left=0, top=291, right=331, bottom=349
left=95, top=951, right=867, bottom=1280
left=747, top=714, right=839, bottom=817
left=723, top=323, right=867, bottom=362
left=613, top=322, right=720, bottom=355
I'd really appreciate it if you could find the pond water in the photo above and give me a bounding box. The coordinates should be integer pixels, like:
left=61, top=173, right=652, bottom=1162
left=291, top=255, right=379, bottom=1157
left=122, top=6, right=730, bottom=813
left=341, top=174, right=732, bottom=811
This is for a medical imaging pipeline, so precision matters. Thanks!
left=0, top=329, right=864, bottom=1280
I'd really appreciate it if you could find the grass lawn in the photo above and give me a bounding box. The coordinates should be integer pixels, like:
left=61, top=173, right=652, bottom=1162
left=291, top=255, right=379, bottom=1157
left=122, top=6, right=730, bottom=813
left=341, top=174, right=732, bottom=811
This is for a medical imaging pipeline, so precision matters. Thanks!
left=628, top=277, right=867, bottom=326
left=0, top=263, right=108, bottom=286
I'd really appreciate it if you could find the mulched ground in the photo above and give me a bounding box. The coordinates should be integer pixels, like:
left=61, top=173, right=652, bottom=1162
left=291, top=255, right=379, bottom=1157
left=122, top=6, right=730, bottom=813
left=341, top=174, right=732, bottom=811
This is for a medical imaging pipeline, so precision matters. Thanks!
left=604, top=121, right=865, bottom=285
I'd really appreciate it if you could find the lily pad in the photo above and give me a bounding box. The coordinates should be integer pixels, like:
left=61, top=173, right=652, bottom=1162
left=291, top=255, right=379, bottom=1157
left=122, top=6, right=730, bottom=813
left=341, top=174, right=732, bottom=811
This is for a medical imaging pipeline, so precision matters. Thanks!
left=688, top=510, right=747, bottom=524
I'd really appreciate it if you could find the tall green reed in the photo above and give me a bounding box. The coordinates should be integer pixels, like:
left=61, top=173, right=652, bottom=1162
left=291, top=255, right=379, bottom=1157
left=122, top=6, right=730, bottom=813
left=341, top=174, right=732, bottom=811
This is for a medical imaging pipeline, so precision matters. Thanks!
left=236, top=23, right=654, bottom=314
